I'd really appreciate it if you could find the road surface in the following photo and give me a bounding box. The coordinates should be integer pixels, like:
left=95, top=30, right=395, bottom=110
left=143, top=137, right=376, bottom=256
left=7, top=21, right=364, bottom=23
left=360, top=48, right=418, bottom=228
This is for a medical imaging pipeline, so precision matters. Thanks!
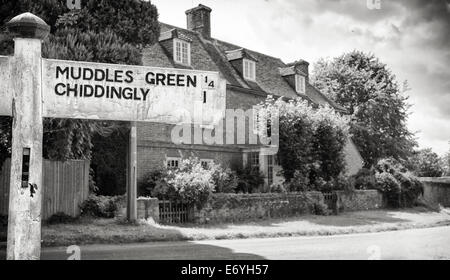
left=41, top=226, right=450, bottom=260
left=1, top=226, right=449, bottom=259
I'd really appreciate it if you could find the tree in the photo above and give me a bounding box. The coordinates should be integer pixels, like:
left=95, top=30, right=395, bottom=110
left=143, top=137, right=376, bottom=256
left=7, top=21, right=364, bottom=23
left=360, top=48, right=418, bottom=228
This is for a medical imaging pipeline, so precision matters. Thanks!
left=443, top=143, right=450, bottom=176
left=409, top=148, right=444, bottom=177
left=311, top=51, right=416, bottom=167
left=0, top=0, right=160, bottom=163
left=257, top=96, right=349, bottom=190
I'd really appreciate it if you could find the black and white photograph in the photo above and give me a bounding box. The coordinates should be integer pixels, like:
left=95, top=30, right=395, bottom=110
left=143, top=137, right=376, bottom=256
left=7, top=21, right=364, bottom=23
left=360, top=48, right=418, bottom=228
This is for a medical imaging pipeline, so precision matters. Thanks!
left=0, top=0, right=449, bottom=264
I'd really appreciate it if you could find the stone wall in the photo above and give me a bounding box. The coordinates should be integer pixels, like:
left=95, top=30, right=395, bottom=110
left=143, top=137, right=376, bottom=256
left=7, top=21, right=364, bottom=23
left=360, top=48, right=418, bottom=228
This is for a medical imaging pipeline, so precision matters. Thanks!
left=335, top=190, right=383, bottom=212
left=419, top=177, right=450, bottom=207
left=193, top=192, right=325, bottom=224
left=117, top=190, right=385, bottom=224
left=137, top=197, right=159, bottom=222
left=117, top=197, right=159, bottom=222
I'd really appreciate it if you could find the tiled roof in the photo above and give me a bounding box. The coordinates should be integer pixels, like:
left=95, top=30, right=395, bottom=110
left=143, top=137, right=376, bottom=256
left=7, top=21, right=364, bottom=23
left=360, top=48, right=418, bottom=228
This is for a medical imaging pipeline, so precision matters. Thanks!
left=143, top=22, right=346, bottom=112
left=159, top=29, right=193, bottom=42
left=225, top=48, right=258, bottom=62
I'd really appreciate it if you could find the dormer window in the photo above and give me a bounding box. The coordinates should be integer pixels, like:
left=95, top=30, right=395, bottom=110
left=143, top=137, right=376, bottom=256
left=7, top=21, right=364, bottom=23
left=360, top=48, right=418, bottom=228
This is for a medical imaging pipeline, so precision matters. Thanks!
left=295, top=74, right=306, bottom=94
left=174, top=38, right=191, bottom=66
left=243, top=59, right=256, bottom=81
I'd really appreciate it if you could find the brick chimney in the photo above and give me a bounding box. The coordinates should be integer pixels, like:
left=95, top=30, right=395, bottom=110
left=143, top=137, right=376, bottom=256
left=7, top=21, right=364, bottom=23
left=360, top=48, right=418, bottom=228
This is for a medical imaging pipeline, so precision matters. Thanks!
left=186, top=4, right=212, bottom=38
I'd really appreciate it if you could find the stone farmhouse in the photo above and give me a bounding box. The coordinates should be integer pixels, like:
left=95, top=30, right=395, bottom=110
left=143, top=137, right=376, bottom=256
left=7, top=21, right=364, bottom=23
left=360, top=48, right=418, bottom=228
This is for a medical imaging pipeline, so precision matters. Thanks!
left=136, top=4, right=364, bottom=189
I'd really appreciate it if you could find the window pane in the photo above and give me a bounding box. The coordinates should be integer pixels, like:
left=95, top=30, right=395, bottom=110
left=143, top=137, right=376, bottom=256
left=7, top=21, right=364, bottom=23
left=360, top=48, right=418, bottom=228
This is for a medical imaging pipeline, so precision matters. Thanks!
left=296, top=75, right=305, bottom=93
left=181, top=42, right=188, bottom=64
left=176, top=41, right=181, bottom=63
left=174, top=40, right=190, bottom=65
left=167, top=158, right=180, bottom=168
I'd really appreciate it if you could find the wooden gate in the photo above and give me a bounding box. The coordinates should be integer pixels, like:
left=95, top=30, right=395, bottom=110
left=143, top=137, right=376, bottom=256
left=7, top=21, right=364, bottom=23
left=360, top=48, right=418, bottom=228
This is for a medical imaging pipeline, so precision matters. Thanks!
left=323, top=192, right=338, bottom=214
left=158, top=200, right=192, bottom=224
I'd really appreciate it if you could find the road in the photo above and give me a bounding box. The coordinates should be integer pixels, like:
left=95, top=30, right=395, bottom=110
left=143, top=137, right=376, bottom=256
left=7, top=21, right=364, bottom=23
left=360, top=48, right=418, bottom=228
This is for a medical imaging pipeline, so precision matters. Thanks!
left=26, top=226, right=449, bottom=260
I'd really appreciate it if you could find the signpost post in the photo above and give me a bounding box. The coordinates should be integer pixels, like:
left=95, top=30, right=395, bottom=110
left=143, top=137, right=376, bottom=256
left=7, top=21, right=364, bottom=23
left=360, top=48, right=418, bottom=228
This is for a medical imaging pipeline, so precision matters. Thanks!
left=127, top=122, right=137, bottom=222
left=0, top=12, right=225, bottom=259
left=5, top=13, right=50, bottom=260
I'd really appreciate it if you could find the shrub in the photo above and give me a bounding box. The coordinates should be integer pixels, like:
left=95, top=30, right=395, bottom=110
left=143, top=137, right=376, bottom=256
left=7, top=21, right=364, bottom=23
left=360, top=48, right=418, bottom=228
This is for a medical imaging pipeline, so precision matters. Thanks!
left=269, top=183, right=287, bottom=193
left=169, top=158, right=215, bottom=208
left=80, top=194, right=121, bottom=218
left=235, top=165, right=265, bottom=193
left=353, top=158, right=423, bottom=208
left=312, top=201, right=331, bottom=216
left=409, top=148, right=444, bottom=177
left=353, top=168, right=377, bottom=190
left=393, top=170, right=423, bottom=208
left=375, top=172, right=401, bottom=206
left=147, top=158, right=215, bottom=208
left=138, top=167, right=170, bottom=197
left=256, top=96, right=349, bottom=188
left=286, top=170, right=310, bottom=192
left=286, top=170, right=350, bottom=193
left=46, top=212, right=78, bottom=224
left=208, top=163, right=239, bottom=193
left=374, top=158, right=423, bottom=207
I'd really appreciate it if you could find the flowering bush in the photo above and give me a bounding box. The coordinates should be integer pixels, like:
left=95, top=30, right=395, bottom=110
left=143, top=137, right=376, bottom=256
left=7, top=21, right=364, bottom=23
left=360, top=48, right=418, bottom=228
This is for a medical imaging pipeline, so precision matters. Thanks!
left=169, top=158, right=215, bottom=207
left=374, top=172, right=401, bottom=204
left=355, top=158, right=423, bottom=207
left=256, top=96, right=350, bottom=190
left=208, top=163, right=239, bottom=193
left=353, top=168, right=377, bottom=190
left=140, top=158, right=240, bottom=207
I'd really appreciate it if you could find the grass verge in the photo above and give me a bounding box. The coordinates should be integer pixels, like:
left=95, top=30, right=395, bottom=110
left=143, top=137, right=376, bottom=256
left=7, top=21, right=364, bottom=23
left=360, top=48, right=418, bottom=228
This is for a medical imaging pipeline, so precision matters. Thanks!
left=37, top=207, right=450, bottom=247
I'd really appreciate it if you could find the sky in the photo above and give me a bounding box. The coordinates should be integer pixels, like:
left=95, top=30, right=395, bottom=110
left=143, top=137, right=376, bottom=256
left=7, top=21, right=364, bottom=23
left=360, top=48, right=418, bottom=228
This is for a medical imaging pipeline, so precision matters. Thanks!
left=152, top=0, right=450, bottom=156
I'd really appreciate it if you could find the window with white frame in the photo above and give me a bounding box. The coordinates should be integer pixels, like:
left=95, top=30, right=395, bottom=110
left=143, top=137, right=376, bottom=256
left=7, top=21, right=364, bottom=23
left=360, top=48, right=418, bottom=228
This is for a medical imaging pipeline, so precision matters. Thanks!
left=243, top=59, right=256, bottom=81
left=295, top=74, right=306, bottom=94
left=200, top=159, right=214, bottom=169
left=166, top=157, right=181, bottom=169
left=173, top=39, right=190, bottom=66
left=249, top=152, right=259, bottom=171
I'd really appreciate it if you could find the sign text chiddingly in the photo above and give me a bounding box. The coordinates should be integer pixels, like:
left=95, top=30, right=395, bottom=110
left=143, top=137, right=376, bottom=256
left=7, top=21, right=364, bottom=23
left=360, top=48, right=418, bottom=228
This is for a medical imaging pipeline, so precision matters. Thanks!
left=42, top=59, right=226, bottom=125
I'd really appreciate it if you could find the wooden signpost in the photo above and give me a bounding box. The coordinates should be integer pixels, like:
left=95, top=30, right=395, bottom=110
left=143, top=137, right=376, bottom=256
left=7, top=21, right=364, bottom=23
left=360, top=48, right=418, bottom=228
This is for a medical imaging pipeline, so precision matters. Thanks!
left=0, top=13, right=226, bottom=260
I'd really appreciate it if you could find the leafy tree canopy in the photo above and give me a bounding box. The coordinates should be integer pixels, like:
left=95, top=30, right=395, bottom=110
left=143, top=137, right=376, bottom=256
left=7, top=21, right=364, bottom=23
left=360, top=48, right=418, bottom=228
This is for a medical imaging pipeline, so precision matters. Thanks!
left=311, top=51, right=416, bottom=167
left=257, top=96, right=350, bottom=191
left=0, top=0, right=160, bottom=162
left=409, top=148, right=444, bottom=177
left=444, top=145, right=450, bottom=176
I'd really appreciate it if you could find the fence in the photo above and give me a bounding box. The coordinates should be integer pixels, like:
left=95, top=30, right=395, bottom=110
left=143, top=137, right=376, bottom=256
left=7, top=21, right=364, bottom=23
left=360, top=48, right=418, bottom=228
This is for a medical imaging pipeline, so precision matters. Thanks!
left=0, top=158, right=90, bottom=220
left=158, top=200, right=192, bottom=224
